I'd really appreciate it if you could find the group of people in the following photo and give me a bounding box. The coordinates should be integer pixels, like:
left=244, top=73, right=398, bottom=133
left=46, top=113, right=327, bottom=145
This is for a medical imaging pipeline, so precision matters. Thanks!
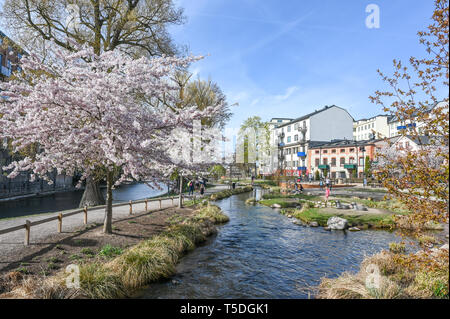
left=294, top=180, right=304, bottom=193
left=187, top=177, right=208, bottom=196
left=319, top=177, right=332, bottom=190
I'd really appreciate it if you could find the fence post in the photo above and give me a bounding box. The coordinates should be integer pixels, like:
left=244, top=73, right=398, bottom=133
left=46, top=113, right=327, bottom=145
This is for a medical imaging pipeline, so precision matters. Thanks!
left=84, top=206, right=88, bottom=225
left=24, top=220, right=31, bottom=246
left=171, top=196, right=174, bottom=206
left=57, top=213, right=63, bottom=233
left=129, top=200, right=132, bottom=215
left=145, top=199, right=148, bottom=212
left=159, top=199, right=162, bottom=209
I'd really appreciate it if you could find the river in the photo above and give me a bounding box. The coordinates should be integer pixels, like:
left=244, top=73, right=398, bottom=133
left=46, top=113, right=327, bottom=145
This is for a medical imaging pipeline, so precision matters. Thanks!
left=140, top=187, right=403, bottom=299
left=0, top=183, right=168, bottom=219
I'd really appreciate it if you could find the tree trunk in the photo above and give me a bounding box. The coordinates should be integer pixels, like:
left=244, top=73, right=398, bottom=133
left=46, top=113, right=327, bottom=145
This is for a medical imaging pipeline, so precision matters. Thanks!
left=79, top=176, right=105, bottom=208
left=103, top=171, right=113, bottom=234
left=178, top=174, right=183, bottom=208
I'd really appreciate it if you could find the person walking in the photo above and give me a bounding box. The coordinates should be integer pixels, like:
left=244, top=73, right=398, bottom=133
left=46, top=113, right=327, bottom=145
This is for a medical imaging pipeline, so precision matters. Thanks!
left=319, top=179, right=324, bottom=190
left=200, top=183, right=205, bottom=195
left=363, top=177, right=367, bottom=188
left=188, top=180, right=194, bottom=196
left=299, top=183, right=304, bottom=193
left=325, top=186, right=330, bottom=206
left=325, top=177, right=330, bottom=188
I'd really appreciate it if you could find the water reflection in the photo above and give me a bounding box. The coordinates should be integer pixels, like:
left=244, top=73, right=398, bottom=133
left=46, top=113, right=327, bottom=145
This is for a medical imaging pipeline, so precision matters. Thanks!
left=0, top=183, right=167, bottom=219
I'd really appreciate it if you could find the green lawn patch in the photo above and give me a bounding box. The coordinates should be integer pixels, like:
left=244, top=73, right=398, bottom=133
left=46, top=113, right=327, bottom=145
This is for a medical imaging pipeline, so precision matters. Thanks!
left=285, top=207, right=395, bottom=228
left=259, top=199, right=298, bottom=208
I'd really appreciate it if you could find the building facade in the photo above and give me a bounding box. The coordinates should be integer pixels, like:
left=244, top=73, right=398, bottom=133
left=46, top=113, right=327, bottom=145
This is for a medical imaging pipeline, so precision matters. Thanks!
left=270, top=105, right=354, bottom=177
left=0, top=31, right=25, bottom=81
left=353, top=115, right=392, bottom=141
left=308, top=139, right=377, bottom=179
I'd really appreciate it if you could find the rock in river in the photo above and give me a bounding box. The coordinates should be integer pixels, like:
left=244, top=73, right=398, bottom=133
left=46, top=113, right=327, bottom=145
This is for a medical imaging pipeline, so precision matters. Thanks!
left=348, top=227, right=361, bottom=231
left=310, top=221, right=319, bottom=227
left=327, top=216, right=349, bottom=230
left=271, top=203, right=282, bottom=208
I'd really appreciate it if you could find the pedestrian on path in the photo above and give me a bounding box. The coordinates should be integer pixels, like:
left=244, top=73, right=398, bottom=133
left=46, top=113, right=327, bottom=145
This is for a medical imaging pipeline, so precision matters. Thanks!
left=200, top=183, right=205, bottom=195
left=325, top=186, right=330, bottom=206
left=319, top=179, right=324, bottom=190
left=188, top=180, right=194, bottom=196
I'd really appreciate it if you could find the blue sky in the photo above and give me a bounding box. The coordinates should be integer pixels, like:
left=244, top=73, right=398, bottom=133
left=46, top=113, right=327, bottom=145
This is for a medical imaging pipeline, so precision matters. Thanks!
left=0, top=0, right=440, bottom=131
left=171, top=0, right=438, bottom=131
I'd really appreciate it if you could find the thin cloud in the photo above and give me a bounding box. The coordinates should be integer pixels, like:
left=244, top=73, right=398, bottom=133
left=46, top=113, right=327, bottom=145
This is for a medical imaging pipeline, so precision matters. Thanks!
left=275, top=86, right=299, bottom=101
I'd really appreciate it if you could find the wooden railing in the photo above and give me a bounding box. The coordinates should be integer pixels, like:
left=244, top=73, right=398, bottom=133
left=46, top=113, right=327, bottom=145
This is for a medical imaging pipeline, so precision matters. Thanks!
left=0, top=195, right=186, bottom=246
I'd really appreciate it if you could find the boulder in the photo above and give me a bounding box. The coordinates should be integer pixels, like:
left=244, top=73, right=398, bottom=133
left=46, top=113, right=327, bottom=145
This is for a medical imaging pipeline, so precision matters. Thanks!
left=287, top=215, right=293, bottom=218
left=271, top=203, right=281, bottom=209
left=348, top=227, right=361, bottom=231
left=327, top=216, right=349, bottom=230
left=323, top=227, right=331, bottom=231
left=352, top=203, right=368, bottom=211
left=310, top=221, right=319, bottom=227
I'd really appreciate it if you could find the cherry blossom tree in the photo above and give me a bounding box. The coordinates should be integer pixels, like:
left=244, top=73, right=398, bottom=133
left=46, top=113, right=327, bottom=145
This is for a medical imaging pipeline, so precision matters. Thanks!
left=0, top=42, right=224, bottom=233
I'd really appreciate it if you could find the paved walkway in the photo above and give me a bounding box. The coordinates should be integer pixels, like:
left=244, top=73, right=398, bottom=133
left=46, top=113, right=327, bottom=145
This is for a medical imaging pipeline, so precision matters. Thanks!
left=0, top=184, right=229, bottom=258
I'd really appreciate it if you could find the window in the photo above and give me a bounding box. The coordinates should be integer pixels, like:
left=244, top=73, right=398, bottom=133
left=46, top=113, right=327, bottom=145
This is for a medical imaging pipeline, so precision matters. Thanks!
left=332, top=149, right=336, bottom=153
left=331, top=158, right=336, bottom=167
left=287, top=125, right=291, bottom=132
left=340, top=157, right=345, bottom=166
left=294, top=134, right=298, bottom=141
left=349, top=157, right=355, bottom=164
left=340, top=149, right=345, bottom=153
left=315, top=159, right=320, bottom=167
left=323, top=150, right=328, bottom=154
left=350, top=148, right=354, bottom=152
left=359, top=157, right=364, bottom=166
left=287, top=136, right=291, bottom=143
left=323, top=158, right=328, bottom=165
left=315, top=150, right=319, bottom=154
left=405, top=142, right=410, bottom=148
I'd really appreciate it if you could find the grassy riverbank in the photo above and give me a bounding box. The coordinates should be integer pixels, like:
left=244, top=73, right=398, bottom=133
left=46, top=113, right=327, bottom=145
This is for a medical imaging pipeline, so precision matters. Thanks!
left=209, top=186, right=253, bottom=201
left=316, top=247, right=449, bottom=299
left=0, top=204, right=229, bottom=299
left=283, top=207, right=395, bottom=229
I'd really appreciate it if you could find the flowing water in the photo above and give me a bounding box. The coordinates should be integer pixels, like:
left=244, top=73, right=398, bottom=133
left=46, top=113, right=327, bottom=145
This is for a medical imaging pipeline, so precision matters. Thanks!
left=0, top=183, right=168, bottom=219
left=141, top=187, right=404, bottom=299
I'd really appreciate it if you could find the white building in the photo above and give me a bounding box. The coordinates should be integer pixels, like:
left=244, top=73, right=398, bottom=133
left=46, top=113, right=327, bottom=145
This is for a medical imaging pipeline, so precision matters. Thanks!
left=353, top=115, right=392, bottom=141
left=387, top=101, right=448, bottom=137
left=268, top=105, right=354, bottom=176
left=259, top=118, right=292, bottom=176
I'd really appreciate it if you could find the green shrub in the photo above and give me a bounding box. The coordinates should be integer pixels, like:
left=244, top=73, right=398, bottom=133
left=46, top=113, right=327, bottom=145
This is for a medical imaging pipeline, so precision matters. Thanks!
left=99, top=245, right=124, bottom=258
